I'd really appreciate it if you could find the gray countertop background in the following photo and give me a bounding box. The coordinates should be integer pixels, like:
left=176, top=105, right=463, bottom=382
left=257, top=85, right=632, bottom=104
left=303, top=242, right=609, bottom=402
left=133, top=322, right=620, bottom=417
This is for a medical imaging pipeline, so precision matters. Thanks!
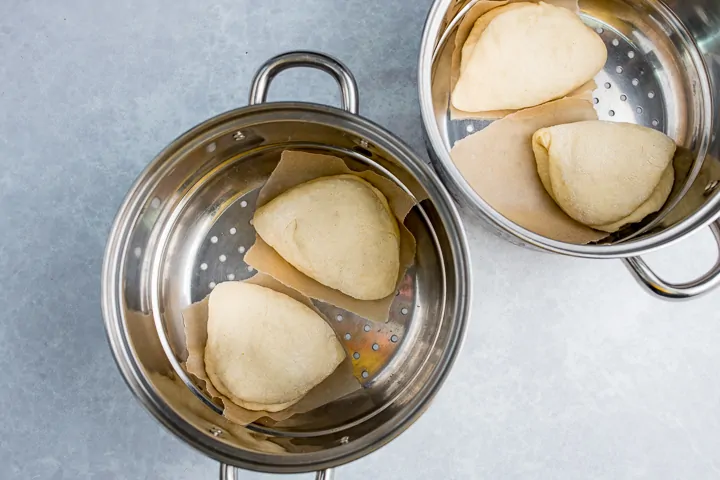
left=2, top=0, right=720, bottom=479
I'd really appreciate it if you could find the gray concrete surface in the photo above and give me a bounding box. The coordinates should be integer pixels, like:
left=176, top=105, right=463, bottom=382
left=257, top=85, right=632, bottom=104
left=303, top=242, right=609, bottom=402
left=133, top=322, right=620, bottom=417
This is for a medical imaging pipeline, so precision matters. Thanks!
left=1, top=0, right=720, bottom=479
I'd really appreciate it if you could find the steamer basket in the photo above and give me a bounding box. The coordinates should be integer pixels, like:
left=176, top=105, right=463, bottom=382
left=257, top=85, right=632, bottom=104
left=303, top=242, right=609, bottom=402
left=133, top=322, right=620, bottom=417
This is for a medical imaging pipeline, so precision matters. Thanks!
left=101, top=52, right=471, bottom=478
left=419, top=0, right=720, bottom=299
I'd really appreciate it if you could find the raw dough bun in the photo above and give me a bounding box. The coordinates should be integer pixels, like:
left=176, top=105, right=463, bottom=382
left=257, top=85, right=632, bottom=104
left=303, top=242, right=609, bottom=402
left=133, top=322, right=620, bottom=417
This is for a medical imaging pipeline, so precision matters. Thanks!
left=532, top=121, right=677, bottom=232
left=592, top=166, right=675, bottom=233
left=253, top=174, right=400, bottom=301
left=205, top=281, right=345, bottom=412
left=459, top=3, right=528, bottom=75
left=452, top=2, right=607, bottom=112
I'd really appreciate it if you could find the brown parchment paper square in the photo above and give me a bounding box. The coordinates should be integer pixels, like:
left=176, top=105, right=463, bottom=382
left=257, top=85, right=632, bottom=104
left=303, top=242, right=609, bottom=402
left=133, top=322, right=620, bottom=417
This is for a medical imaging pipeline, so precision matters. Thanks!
left=244, top=150, right=417, bottom=323
left=182, top=273, right=363, bottom=426
left=150, top=372, right=288, bottom=453
left=450, top=97, right=609, bottom=244
left=445, top=0, right=597, bottom=120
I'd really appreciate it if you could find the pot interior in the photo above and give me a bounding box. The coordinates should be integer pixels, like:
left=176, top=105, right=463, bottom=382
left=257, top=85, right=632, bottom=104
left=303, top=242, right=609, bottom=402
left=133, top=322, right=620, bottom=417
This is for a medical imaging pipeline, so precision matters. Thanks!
left=103, top=103, right=469, bottom=472
left=421, top=0, right=720, bottom=256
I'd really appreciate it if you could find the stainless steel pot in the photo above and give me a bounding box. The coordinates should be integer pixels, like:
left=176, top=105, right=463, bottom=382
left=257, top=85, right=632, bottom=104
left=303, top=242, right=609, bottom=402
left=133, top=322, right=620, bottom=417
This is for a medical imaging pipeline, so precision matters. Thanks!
left=101, top=52, right=471, bottom=478
left=419, top=0, right=720, bottom=299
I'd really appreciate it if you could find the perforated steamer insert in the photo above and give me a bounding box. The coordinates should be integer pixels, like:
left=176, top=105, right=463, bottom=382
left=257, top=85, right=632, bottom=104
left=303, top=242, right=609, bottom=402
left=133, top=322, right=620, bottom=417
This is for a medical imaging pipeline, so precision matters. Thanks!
left=190, top=188, right=412, bottom=382
left=419, top=0, right=720, bottom=299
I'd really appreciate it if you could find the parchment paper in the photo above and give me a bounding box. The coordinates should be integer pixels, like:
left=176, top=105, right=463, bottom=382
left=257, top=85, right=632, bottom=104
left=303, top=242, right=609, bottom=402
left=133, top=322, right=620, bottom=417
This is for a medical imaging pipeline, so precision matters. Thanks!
left=182, top=273, right=362, bottom=426
left=446, top=0, right=597, bottom=120
left=150, top=372, right=288, bottom=454
left=244, top=150, right=417, bottom=323
left=450, top=97, right=609, bottom=244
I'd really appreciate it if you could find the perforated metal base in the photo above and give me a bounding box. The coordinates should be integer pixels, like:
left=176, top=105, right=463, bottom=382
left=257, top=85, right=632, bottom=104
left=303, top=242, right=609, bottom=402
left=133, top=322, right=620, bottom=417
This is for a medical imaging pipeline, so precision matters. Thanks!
left=585, top=16, right=666, bottom=130
left=191, top=188, right=414, bottom=384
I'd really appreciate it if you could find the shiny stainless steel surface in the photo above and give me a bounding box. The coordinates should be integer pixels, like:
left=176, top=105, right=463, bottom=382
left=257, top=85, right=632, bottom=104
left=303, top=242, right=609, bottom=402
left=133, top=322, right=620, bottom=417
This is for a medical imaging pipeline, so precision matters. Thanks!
left=666, top=0, right=720, bottom=139
left=221, top=463, right=335, bottom=480
left=419, top=0, right=720, bottom=299
left=624, top=220, right=720, bottom=298
left=102, top=52, right=471, bottom=475
left=315, top=469, right=336, bottom=480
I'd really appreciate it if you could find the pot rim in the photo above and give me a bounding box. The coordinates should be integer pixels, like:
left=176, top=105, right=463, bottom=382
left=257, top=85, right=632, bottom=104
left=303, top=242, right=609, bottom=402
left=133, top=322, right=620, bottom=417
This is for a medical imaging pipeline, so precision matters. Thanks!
left=101, top=100, right=473, bottom=473
left=418, top=0, right=720, bottom=259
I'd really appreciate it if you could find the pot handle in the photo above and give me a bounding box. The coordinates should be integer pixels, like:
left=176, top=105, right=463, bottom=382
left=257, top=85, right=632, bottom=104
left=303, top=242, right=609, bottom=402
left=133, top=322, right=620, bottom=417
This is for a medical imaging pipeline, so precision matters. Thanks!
left=220, top=464, right=335, bottom=479
left=248, top=51, right=359, bottom=114
left=218, top=52, right=352, bottom=480
left=623, top=219, right=720, bottom=300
